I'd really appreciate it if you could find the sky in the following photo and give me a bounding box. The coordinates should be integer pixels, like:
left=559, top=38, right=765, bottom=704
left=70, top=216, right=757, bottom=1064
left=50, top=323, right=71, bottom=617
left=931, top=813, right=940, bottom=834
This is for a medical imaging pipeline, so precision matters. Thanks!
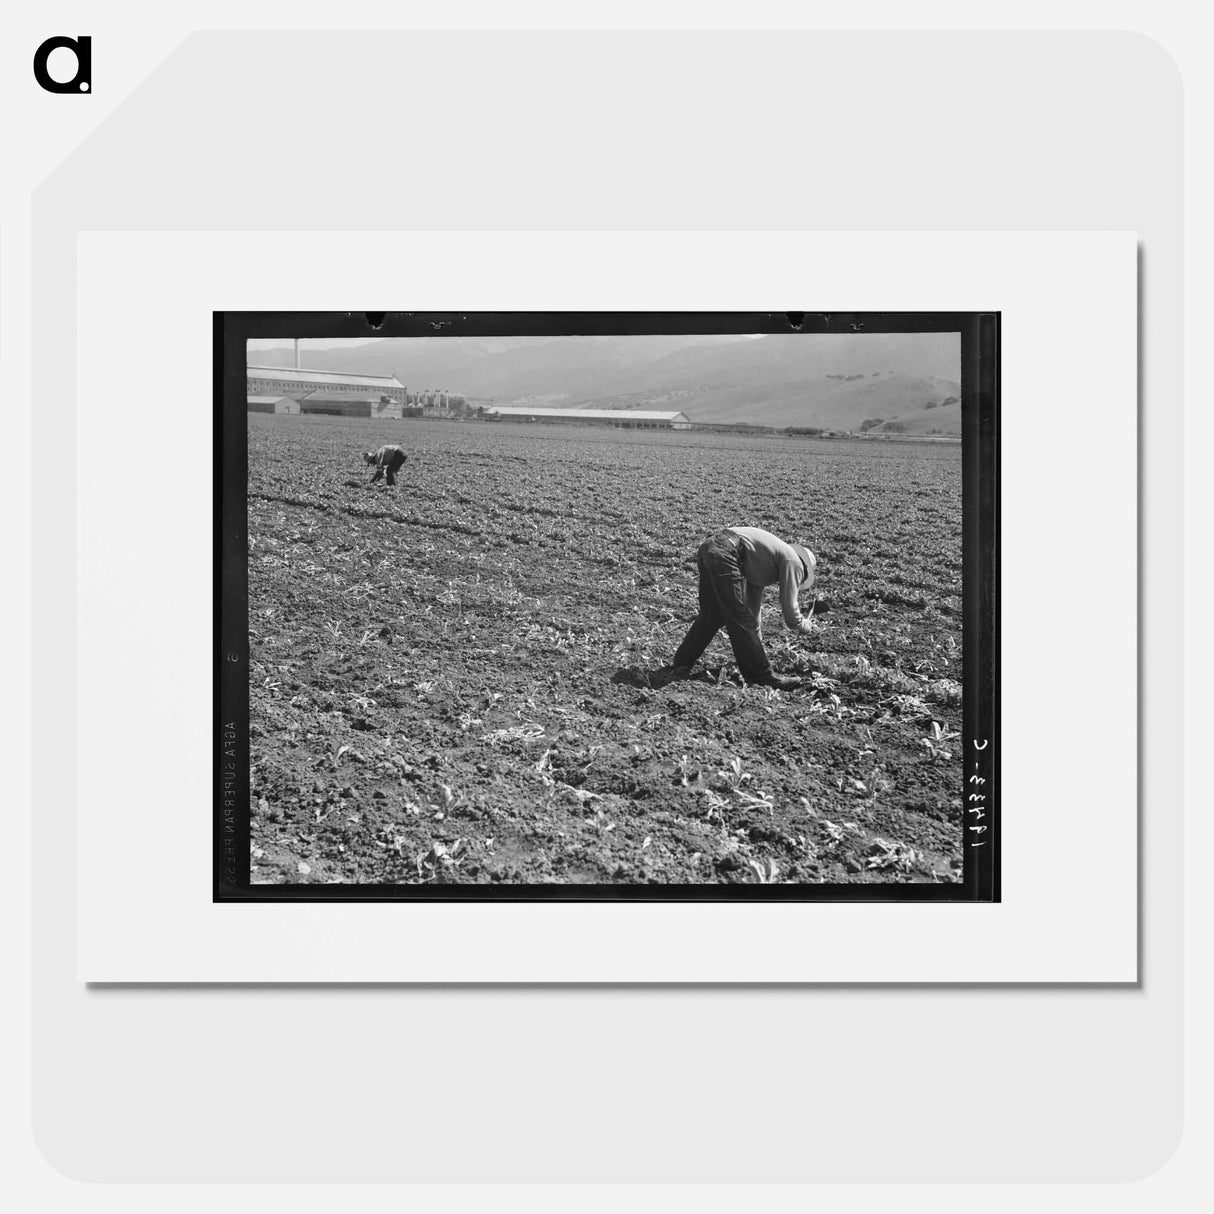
left=246, top=338, right=381, bottom=353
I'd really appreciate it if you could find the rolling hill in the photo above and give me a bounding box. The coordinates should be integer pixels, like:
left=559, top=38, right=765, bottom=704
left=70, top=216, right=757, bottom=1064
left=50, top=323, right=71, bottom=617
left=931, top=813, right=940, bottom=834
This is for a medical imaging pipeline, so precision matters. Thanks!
left=249, top=331, right=961, bottom=431
left=579, top=373, right=961, bottom=432
left=249, top=334, right=755, bottom=400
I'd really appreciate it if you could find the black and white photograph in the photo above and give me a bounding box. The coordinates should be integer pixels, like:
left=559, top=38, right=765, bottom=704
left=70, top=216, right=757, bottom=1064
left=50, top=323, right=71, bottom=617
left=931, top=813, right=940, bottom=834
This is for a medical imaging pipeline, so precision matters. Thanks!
left=218, top=312, right=998, bottom=900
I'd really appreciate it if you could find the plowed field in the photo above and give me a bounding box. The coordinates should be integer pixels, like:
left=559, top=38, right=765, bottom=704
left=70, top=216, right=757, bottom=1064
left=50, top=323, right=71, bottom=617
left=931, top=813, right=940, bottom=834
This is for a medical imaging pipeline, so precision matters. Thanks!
left=247, top=415, right=964, bottom=886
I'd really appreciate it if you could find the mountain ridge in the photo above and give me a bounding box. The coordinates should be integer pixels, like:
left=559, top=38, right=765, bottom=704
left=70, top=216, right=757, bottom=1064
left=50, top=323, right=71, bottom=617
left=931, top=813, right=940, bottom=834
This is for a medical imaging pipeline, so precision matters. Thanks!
left=247, top=332, right=961, bottom=431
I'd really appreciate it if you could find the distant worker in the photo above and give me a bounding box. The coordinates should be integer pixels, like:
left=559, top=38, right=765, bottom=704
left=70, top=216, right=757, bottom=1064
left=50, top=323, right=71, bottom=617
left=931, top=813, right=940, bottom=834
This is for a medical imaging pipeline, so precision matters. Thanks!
left=670, top=527, right=817, bottom=690
left=363, top=444, right=408, bottom=486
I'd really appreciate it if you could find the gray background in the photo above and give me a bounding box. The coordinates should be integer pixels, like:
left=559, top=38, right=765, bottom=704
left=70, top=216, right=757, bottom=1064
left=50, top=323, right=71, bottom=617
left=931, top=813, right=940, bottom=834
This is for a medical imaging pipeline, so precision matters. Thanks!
left=32, top=31, right=1180, bottom=1180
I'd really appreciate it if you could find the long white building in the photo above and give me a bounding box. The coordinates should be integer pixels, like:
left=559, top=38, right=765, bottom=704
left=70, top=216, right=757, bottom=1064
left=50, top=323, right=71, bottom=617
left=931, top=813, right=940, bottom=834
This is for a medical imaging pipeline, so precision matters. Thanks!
left=246, top=365, right=407, bottom=404
left=486, top=407, right=692, bottom=430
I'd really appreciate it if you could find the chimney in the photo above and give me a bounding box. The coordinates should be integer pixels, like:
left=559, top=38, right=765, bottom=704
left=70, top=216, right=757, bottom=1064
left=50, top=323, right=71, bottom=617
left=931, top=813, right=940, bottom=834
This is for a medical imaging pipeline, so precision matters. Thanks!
left=294, top=338, right=300, bottom=370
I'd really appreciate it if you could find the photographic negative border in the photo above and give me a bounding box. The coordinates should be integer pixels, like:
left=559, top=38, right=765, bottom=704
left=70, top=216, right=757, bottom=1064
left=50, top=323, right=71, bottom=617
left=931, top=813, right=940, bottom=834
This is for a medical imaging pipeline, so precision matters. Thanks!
left=216, top=310, right=999, bottom=902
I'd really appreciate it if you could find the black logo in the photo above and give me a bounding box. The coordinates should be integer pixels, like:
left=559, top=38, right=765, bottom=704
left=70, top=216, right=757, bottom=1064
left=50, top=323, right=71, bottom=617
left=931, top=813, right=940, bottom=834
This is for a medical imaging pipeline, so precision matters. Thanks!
left=33, top=36, right=91, bottom=94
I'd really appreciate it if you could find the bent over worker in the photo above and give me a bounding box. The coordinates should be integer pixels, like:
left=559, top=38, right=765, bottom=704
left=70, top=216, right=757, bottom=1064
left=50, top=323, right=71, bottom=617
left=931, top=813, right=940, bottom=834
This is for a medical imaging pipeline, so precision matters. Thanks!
left=363, top=444, right=408, bottom=486
left=670, top=526, right=817, bottom=690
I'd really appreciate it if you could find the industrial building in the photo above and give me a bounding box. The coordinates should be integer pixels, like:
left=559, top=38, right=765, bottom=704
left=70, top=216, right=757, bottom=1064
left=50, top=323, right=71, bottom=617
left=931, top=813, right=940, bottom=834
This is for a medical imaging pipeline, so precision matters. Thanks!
left=246, top=365, right=407, bottom=405
left=485, top=407, right=692, bottom=429
left=246, top=395, right=300, bottom=414
left=246, top=343, right=465, bottom=419
left=296, top=391, right=404, bottom=419
left=418, top=389, right=458, bottom=417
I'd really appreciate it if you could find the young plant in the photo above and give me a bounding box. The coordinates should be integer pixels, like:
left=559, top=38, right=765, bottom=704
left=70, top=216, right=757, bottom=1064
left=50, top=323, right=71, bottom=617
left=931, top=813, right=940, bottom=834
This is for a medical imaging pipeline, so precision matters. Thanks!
left=415, top=839, right=465, bottom=881
left=866, top=837, right=923, bottom=873
left=674, top=754, right=697, bottom=787
left=714, top=756, right=751, bottom=792
left=735, top=787, right=776, bottom=815
left=748, top=857, right=781, bottom=884
left=920, top=720, right=960, bottom=763
left=700, top=788, right=729, bottom=827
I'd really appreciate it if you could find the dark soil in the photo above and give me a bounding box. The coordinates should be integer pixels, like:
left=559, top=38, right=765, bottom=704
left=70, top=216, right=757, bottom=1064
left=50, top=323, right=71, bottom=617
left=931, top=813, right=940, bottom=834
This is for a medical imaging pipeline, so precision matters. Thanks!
left=247, top=416, right=964, bottom=886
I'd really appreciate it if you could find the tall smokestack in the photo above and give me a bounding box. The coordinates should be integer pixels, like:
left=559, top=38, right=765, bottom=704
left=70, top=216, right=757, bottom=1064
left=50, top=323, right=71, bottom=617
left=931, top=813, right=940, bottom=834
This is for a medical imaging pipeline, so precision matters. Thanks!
left=294, top=339, right=300, bottom=370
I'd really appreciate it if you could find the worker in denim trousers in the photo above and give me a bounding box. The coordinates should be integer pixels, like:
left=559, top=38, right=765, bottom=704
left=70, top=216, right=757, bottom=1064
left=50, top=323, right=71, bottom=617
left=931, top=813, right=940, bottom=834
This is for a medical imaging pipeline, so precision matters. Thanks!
left=363, top=444, right=408, bottom=486
left=670, top=526, right=817, bottom=690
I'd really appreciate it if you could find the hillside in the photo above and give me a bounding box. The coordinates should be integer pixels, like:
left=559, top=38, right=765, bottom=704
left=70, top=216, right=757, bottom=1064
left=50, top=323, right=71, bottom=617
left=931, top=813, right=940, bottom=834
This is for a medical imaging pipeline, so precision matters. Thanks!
left=580, top=373, right=960, bottom=431
left=249, top=334, right=755, bottom=400
left=601, top=332, right=958, bottom=397
left=868, top=400, right=962, bottom=436
left=249, top=331, right=961, bottom=430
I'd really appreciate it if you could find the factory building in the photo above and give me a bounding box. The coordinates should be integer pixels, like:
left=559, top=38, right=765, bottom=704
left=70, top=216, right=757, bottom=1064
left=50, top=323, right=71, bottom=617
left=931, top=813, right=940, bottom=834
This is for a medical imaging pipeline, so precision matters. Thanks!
left=246, top=365, right=407, bottom=405
left=296, top=391, right=405, bottom=419
left=246, top=395, right=300, bottom=414
left=419, top=389, right=456, bottom=417
left=485, top=407, right=692, bottom=430
left=246, top=345, right=464, bottom=420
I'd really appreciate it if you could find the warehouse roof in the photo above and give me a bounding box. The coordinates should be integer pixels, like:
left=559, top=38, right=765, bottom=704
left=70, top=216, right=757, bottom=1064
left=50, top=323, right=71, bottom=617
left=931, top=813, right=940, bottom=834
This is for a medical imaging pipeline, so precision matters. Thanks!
left=247, top=365, right=404, bottom=389
left=299, top=389, right=384, bottom=401
left=486, top=407, right=690, bottom=421
left=247, top=395, right=294, bottom=405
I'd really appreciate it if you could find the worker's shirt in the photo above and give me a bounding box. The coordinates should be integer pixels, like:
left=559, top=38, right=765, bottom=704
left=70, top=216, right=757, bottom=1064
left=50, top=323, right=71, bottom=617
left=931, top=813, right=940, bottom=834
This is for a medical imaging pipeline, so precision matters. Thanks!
left=728, top=527, right=815, bottom=632
left=370, top=445, right=406, bottom=466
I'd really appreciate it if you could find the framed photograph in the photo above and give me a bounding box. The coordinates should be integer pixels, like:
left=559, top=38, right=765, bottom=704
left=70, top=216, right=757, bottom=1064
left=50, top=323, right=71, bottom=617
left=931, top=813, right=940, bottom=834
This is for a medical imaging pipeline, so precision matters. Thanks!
left=217, top=310, right=998, bottom=902
left=72, top=230, right=1130, bottom=981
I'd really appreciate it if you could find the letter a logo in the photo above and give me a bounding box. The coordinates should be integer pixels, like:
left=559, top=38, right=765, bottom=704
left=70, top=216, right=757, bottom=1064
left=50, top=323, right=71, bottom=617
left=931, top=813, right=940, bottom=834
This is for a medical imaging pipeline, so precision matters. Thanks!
left=33, top=36, right=92, bottom=94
